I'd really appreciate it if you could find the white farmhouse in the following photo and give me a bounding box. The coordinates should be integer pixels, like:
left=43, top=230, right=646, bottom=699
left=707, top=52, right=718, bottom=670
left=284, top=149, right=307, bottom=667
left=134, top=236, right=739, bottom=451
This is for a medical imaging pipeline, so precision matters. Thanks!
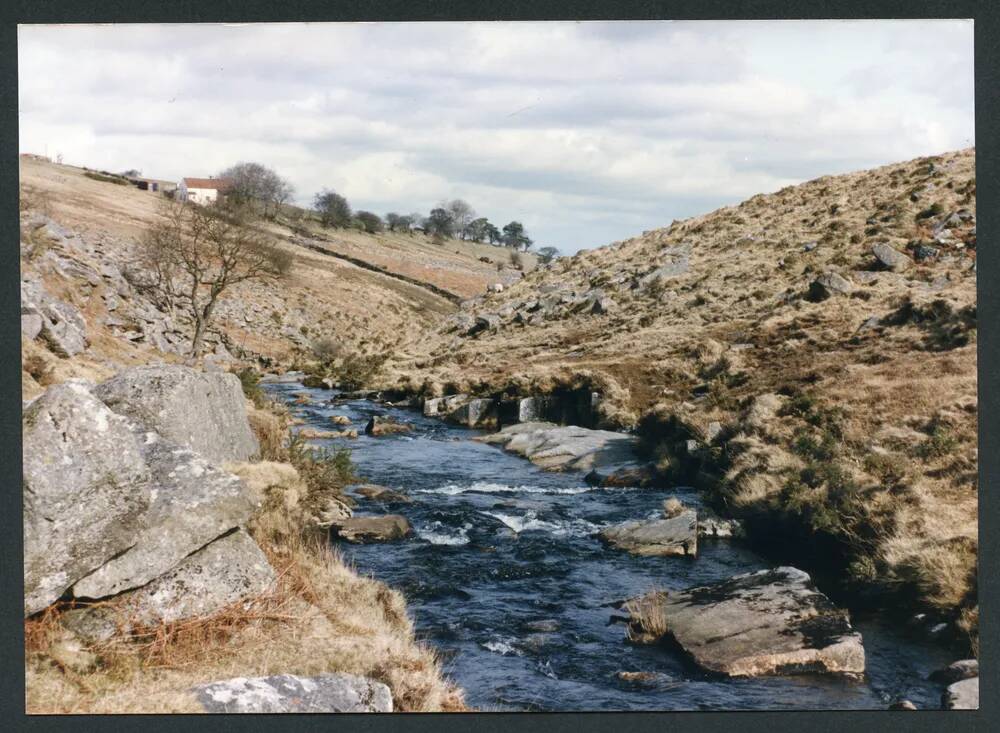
left=178, top=177, right=231, bottom=205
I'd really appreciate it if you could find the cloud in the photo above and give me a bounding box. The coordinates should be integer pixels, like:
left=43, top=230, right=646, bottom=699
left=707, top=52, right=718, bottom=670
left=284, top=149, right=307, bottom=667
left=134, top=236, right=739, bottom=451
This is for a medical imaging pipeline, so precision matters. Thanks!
left=18, top=20, right=974, bottom=253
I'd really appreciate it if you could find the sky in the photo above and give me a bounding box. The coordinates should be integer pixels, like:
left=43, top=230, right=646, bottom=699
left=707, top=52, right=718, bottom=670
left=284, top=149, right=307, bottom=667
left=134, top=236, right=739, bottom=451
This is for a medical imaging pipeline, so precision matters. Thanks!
left=18, top=21, right=974, bottom=254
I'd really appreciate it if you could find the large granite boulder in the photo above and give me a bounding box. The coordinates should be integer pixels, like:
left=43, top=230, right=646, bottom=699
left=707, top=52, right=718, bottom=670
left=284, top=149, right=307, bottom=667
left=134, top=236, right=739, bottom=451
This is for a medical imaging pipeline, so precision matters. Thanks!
left=195, top=673, right=393, bottom=713
left=481, top=422, right=644, bottom=476
left=446, top=397, right=497, bottom=428
left=95, top=365, right=259, bottom=463
left=599, top=510, right=698, bottom=557
left=942, top=677, right=979, bottom=710
left=23, top=382, right=152, bottom=615
left=630, top=567, right=865, bottom=677
left=72, top=436, right=257, bottom=599
left=125, top=529, right=276, bottom=626
left=930, top=658, right=979, bottom=683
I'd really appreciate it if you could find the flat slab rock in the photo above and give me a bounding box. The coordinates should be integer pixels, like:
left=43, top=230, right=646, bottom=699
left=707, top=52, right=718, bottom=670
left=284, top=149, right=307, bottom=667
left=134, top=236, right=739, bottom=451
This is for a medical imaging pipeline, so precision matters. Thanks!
left=599, top=510, right=697, bottom=557
left=652, top=567, right=865, bottom=677
left=481, top=422, right=645, bottom=477
left=195, top=673, right=393, bottom=713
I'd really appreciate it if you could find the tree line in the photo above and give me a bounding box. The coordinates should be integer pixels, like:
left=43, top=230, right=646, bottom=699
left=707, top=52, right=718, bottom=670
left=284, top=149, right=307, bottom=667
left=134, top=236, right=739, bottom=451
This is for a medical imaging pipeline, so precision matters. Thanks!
left=203, top=160, right=558, bottom=261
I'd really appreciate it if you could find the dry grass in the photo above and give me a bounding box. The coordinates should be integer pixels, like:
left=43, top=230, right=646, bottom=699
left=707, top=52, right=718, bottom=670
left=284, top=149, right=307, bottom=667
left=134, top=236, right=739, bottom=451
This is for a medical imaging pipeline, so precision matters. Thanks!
left=623, top=591, right=669, bottom=644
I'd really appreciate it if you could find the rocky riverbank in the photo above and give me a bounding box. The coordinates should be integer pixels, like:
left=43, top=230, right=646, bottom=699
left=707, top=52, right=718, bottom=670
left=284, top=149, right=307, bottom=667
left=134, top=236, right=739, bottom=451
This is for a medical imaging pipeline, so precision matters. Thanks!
left=23, top=364, right=463, bottom=713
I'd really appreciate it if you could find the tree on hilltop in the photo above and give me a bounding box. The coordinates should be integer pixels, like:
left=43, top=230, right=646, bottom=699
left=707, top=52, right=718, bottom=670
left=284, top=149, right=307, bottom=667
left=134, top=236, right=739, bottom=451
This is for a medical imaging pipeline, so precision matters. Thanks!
left=502, top=220, right=533, bottom=251
left=218, top=162, right=294, bottom=220
left=425, top=207, right=455, bottom=240
left=537, top=246, right=560, bottom=263
left=355, top=210, right=384, bottom=234
left=313, top=189, right=352, bottom=228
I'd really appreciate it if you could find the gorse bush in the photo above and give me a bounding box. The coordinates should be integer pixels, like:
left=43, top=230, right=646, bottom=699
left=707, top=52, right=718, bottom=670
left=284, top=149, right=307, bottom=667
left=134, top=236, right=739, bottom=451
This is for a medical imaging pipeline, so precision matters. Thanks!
left=237, top=367, right=266, bottom=408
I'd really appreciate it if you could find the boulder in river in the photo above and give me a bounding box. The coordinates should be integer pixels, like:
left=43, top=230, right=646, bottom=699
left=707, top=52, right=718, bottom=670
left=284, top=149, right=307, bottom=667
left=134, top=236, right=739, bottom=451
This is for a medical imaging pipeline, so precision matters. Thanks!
left=480, top=422, right=645, bottom=477
left=942, top=677, right=979, bottom=710
left=364, top=415, right=413, bottom=436
left=628, top=567, right=865, bottom=677
left=446, top=397, right=497, bottom=428
left=95, top=365, right=259, bottom=464
left=332, top=515, right=411, bottom=543
left=354, top=484, right=413, bottom=504
left=23, top=381, right=152, bottom=615
left=930, top=658, right=979, bottom=683
left=195, top=673, right=393, bottom=713
left=599, top=510, right=698, bottom=557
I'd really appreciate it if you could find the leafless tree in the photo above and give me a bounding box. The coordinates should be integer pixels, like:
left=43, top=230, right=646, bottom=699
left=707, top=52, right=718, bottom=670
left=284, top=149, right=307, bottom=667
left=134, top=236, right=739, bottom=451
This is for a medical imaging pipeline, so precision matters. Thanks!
left=219, top=162, right=295, bottom=220
left=139, top=199, right=288, bottom=357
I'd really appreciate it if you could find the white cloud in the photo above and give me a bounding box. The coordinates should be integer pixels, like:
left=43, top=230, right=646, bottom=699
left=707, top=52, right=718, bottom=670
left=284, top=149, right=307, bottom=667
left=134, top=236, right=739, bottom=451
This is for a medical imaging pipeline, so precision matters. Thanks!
left=18, top=20, right=974, bottom=253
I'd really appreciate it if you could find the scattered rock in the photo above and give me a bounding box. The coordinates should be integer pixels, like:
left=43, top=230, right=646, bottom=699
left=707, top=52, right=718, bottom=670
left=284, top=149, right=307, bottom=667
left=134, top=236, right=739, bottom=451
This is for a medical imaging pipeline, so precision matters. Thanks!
left=195, top=673, right=393, bottom=713
left=329, top=414, right=352, bottom=425
left=634, top=567, right=865, bottom=677
left=808, top=271, right=854, bottom=301
left=332, top=515, right=411, bottom=543
left=21, top=278, right=89, bottom=357
left=599, top=510, right=697, bottom=557
left=942, top=677, right=979, bottom=710
left=21, top=313, right=44, bottom=341
left=889, top=699, right=917, bottom=711
left=697, top=511, right=744, bottom=539
left=23, top=382, right=152, bottom=615
left=872, top=243, right=912, bottom=272
left=95, top=365, right=259, bottom=464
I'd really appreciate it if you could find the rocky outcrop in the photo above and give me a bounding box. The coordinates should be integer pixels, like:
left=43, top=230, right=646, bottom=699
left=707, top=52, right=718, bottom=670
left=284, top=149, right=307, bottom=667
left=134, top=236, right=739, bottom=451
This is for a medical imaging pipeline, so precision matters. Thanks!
left=942, top=677, right=979, bottom=710
left=445, top=397, right=497, bottom=428
left=332, top=515, right=411, bottom=543
left=72, top=437, right=257, bottom=599
left=630, top=567, right=865, bottom=677
left=599, top=510, right=698, bottom=557
left=23, top=381, right=152, bottom=615
left=21, top=278, right=89, bottom=357
left=480, top=422, right=645, bottom=478
left=95, top=365, right=259, bottom=463
left=195, top=673, right=393, bottom=713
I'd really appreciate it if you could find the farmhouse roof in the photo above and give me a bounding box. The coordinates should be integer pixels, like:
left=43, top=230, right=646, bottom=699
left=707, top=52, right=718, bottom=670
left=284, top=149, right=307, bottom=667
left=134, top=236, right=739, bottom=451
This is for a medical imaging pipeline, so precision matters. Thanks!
left=182, top=177, right=232, bottom=190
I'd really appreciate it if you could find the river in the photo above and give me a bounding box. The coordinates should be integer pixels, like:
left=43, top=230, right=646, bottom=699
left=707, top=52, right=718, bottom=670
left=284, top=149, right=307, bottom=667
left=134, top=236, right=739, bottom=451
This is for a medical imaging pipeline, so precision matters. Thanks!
left=265, top=381, right=956, bottom=711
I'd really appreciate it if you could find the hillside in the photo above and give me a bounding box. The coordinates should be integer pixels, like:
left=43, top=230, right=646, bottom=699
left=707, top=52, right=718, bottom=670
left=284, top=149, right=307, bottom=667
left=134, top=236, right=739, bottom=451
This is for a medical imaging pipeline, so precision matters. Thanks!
left=384, top=149, right=978, bottom=633
left=19, top=157, right=522, bottom=399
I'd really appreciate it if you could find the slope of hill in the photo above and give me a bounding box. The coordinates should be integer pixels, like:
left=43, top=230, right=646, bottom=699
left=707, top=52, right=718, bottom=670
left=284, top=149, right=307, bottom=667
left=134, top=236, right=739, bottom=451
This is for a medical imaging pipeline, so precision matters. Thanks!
left=19, top=157, right=513, bottom=399
left=385, top=149, right=978, bottom=637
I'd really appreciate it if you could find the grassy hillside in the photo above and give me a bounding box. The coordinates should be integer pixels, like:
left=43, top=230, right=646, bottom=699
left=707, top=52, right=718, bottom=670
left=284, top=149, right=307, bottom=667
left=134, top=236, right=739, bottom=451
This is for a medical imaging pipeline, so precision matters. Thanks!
left=385, top=149, right=978, bottom=638
left=19, top=157, right=517, bottom=398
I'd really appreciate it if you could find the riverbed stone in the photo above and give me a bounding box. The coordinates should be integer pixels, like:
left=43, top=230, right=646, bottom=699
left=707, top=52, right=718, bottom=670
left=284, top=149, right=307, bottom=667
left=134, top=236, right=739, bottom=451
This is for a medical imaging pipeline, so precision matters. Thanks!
left=72, top=435, right=256, bottom=599
left=332, top=515, right=411, bottom=543
left=364, top=415, right=413, bottom=436
left=23, top=381, right=152, bottom=615
left=195, top=673, right=393, bottom=713
left=354, top=485, right=412, bottom=504
left=95, top=365, right=259, bottom=464
left=599, top=510, right=698, bottom=557
left=634, top=567, right=865, bottom=677
left=942, top=677, right=979, bottom=710
left=481, top=421, right=645, bottom=475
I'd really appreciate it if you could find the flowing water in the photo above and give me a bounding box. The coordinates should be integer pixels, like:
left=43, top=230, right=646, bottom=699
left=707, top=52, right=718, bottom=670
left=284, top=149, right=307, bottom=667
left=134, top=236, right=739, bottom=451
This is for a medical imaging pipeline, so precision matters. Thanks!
left=266, top=381, right=956, bottom=711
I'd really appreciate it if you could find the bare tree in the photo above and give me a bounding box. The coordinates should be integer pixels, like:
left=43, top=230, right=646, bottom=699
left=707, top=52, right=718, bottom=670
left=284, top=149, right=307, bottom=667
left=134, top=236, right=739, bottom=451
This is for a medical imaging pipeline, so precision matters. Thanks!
left=139, top=200, right=287, bottom=357
left=443, top=199, right=476, bottom=239
left=219, top=162, right=295, bottom=220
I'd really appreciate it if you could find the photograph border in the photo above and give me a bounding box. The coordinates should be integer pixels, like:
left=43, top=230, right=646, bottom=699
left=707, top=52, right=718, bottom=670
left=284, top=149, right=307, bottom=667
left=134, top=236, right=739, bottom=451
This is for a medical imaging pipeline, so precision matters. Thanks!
left=1, top=1, right=995, bottom=731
